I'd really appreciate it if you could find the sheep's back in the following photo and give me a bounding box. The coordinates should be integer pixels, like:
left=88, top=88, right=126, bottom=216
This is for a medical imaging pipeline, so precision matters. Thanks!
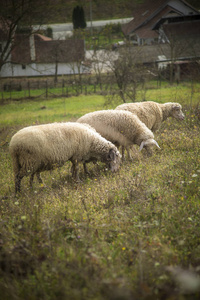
left=77, top=110, right=153, bottom=146
left=115, top=101, right=163, bottom=131
left=9, top=123, right=93, bottom=164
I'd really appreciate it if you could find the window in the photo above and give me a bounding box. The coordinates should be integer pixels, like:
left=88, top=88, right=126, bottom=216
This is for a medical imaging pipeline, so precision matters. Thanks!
left=0, top=44, right=2, bottom=52
left=22, top=64, right=26, bottom=69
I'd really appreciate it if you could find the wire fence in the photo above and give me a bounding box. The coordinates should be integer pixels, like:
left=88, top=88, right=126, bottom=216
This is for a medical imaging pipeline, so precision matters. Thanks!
left=0, top=78, right=108, bottom=102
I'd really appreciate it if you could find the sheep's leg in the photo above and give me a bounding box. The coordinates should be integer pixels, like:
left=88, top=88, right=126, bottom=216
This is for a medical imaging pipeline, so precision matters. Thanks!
left=71, top=160, right=81, bottom=182
left=30, top=174, right=34, bottom=188
left=83, top=162, right=89, bottom=175
left=29, top=172, right=43, bottom=188
left=36, top=172, right=43, bottom=184
left=15, top=173, right=23, bottom=195
left=121, top=146, right=125, bottom=161
left=126, top=147, right=133, bottom=160
left=71, top=162, right=75, bottom=177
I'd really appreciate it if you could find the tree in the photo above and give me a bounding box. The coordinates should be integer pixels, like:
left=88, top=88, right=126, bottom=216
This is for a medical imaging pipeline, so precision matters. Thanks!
left=72, top=6, right=86, bottom=30
left=107, top=44, right=149, bottom=103
left=0, top=0, right=52, bottom=71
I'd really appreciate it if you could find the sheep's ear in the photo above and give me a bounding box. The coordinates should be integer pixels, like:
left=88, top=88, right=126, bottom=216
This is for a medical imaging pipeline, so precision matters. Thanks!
left=108, top=149, right=116, bottom=161
left=139, top=141, right=145, bottom=151
left=172, top=104, right=180, bottom=111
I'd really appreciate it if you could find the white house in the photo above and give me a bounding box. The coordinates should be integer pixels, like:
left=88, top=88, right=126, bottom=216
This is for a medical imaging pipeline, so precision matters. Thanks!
left=0, top=33, right=89, bottom=77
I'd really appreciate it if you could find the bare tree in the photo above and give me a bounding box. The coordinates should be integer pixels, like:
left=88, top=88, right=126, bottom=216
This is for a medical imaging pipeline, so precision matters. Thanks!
left=107, top=44, right=149, bottom=104
left=87, top=49, right=115, bottom=90
left=0, top=0, right=52, bottom=71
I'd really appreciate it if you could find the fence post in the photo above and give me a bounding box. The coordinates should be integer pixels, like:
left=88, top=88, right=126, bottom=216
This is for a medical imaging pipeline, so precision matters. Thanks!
left=62, top=79, right=64, bottom=96
left=46, top=81, right=48, bottom=98
left=10, top=81, right=12, bottom=100
left=28, top=82, right=30, bottom=98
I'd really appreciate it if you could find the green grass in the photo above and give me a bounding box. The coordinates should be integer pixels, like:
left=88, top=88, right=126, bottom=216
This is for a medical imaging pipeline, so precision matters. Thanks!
left=0, top=94, right=107, bottom=127
left=0, top=83, right=200, bottom=299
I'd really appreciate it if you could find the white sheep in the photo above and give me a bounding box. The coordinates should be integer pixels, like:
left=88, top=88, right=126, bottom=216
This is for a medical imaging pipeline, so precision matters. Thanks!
left=77, top=109, right=160, bottom=160
left=115, top=101, right=185, bottom=131
left=9, top=122, right=121, bottom=194
left=115, top=101, right=185, bottom=159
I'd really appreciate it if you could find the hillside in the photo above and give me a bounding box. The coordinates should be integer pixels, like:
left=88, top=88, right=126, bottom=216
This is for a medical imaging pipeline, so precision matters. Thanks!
left=40, top=0, right=200, bottom=24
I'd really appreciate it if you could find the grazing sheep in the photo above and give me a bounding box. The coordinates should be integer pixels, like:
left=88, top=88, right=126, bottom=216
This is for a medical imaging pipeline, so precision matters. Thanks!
left=9, top=122, right=121, bottom=194
left=115, top=101, right=185, bottom=132
left=77, top=110, right=160, bottom=161
left=115, top=101, right=185, bottom=159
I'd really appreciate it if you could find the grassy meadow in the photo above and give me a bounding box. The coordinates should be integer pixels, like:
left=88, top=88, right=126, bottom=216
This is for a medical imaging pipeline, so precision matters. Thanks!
left=0, top=82, right=200, bottom=299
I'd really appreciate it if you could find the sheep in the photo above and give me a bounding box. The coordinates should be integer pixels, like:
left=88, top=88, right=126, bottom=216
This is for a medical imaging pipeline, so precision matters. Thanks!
left=77, top=109, right=160, bottom=161
left=9, top=122, right=121, bottom=194
left=115, top=101, right=185, bottom=159
left=115, top=101, right=185, bottom=131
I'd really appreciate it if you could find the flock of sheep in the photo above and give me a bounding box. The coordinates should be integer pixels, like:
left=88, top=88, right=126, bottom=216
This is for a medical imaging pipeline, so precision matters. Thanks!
left=9, top=101, right=185, bottom=195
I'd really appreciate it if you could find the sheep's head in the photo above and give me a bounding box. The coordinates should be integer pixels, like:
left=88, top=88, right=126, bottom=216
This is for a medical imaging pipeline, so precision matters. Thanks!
left=139, top=139, right=160, bottom=154
left=106, top=148, right=121, bottom=172
left=170, top=103, right=185, bottom=120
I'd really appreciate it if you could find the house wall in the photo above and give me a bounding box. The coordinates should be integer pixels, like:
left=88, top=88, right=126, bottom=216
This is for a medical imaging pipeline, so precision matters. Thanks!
left=0, top=62, right=89, bottom=77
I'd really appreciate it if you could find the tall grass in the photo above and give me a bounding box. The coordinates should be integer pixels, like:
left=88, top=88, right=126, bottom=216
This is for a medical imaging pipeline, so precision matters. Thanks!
left=0, top=83, right=200, bottom=299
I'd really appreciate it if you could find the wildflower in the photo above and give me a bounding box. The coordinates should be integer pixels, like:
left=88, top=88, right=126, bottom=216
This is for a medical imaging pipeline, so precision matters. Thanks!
left=14, top=201, right=19, bottom=205
left=192, top=174, right=198, bottom=178
left=122, top=247, right=126, bottom=251
left=21, top=216, right=27, bottom=221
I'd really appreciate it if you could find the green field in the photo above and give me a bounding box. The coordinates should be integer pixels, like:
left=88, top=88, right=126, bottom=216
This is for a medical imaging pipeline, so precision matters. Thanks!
left=0, top=83, right=200, bottom=299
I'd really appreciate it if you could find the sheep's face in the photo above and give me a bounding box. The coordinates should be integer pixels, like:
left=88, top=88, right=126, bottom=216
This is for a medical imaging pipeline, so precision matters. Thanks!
left=171, top=104, right=185, bottom=120
left=106, top=148, right=121, bottom=172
